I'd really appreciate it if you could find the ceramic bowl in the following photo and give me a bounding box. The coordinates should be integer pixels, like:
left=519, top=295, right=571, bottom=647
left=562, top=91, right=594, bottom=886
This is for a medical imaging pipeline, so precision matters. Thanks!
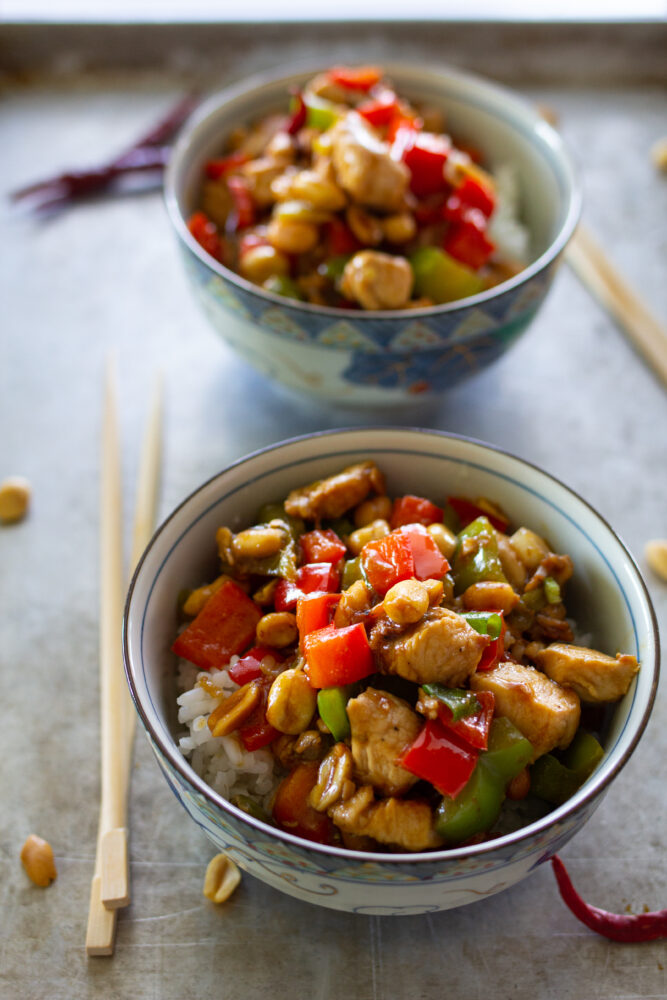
left=164, top=64, right=581, bottom=406
left=123, top=428, right=658, bottom=915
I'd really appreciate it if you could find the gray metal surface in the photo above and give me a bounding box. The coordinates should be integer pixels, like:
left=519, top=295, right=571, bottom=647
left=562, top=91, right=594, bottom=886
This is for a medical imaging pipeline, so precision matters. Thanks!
left=1, top=39, right=666, bottom=1000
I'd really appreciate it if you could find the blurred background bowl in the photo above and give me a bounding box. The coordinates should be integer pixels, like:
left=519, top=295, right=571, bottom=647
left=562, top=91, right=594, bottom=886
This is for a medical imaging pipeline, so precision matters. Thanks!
left=165, top=63, right=581, bottom=407
left=124, top=428, right=657, bottom=915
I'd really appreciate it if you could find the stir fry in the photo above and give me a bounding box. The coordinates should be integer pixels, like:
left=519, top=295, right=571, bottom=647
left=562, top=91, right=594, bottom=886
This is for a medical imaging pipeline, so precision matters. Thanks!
left=187, top=66, right=525, bottom=311
left=174, top=462, right=638, bottom=852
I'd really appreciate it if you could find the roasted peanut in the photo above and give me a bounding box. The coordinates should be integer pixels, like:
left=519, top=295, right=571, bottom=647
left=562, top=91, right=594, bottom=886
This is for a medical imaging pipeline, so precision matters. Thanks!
left=506, top=767, right=531, bottom=801
left=383, top=579, right=429, bottom=625
left=510, top=527, right=550, bottom=571
left=232, top=524, right=285, bottom=560
left=208, top=682, right=261, bottom=737
left=256, top=611, right=298, bottom=648
left=0, top=476, right=31, bottom=524
left=353, top=495, right=392, bottom=528
left=651, top=137, right=667, bottom=172
left=253, top=578, right=279, bottom=606
left=239, top=245, right=290, bottom=285
left=290, top=169, right=346, bottom=211
left=20, top=834, right=56, bottom=887
left=266, top=668, right=317, bottom=734
left=346, top=205, right=383, bottom=246
left=422, top=578, right=444, bottom=606
left=462, top=581, right=520, bottom=615
left=183, top=575, right=230, bottom=617
left=382, top=212, right=417, bottom=244
left=347, top=518, right=390, bottom=556
left=265, top=131, right=296, bottom=163
left=267, top=216, right=319, bottom=255
left=645, top=539, right=667, bottom=581
left=497, top=533, right=527, bottom=590
left=201, top=180, right=232, bottom=229
left=241, top=157, right=282, bottom=206
left=309, top=744, right=355, bottom=812
left=426, top=522, right=457, bottom=559
left=333, top=579, right=372, bottom=628
left=203, top=853, right=241, bottom=903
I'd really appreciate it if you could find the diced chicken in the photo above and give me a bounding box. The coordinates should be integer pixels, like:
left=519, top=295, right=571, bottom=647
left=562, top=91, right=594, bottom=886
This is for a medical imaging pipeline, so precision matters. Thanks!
left=330, top=114, right=410, bottom=212
left=340, top=251, right=414, bottom=311
left=370, top=607, right=487, bottom=687
left=284, top=461, right=385, bottom=521
left=471, top=661, right=580, bottom=762
left=328, top=785, right=443, bottom=851
left=346, top=688, right=421, bottom=796
left=534, top=642, right=639, bottom=703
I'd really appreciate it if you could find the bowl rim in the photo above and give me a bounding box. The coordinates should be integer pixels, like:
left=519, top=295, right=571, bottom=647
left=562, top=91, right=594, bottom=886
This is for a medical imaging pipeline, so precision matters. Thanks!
left=164, top=61, right=582, bottom=323
left=123, top=427, right=659, bottom=865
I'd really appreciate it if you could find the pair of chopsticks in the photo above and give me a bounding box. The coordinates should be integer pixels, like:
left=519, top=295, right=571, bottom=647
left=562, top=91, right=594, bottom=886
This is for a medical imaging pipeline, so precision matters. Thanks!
left=86, top=362, right=163, bottom=957
left=565, top=224, right=667, bottom=389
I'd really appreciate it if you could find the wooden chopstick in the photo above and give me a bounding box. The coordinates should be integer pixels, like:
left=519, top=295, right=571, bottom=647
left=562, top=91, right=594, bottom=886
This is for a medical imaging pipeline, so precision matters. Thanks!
left=86, top=365, right=163, bottom=956
left=566, top=224, right=667, bottom=389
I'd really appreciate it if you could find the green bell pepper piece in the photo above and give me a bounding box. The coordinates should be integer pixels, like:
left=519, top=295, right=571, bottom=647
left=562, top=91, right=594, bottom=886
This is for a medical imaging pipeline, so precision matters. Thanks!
left=341, top=556, right=363, bottom=589
left=255, top=503, right=305, bottom=539
left=543, top=575, right=561, bottom=604
left=325, top=514, right=355, bottom=538
left=460, top=610, right=504, bottom=640
left=303, top=93, right=342, bottom=131
left=230, top=793, right=273, bottom=824
left=434, top=717, right=532, bottom=844
left=317, top=686, right=351, bottom=742
left=452, top=516, right=507, bottom=595
left=263, top=274, right=304, bottom=300
left=530, top=731, right=604, bottom=805
left=562, top=730, right=604, bottom=778
left=421, top=684, right=481, bottom=723
left=319, top=255, right=352, bottom=285
left=409, top=247, right=484, bottom=305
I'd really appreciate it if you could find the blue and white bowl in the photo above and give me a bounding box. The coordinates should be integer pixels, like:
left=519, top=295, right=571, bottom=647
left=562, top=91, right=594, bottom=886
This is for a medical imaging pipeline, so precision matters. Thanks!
left=165, top=65, right=581, bottom=406
left=123, top=429, right=658, bottom=914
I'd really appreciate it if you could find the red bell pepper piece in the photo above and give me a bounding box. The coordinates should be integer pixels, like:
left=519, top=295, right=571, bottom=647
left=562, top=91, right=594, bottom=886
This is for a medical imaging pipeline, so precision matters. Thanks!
left=274, top=563, right=340, bottom=612
left=360, top=530, right=415, bottom=595
left=396, top=131, right=451, bottom=198
left=324, top=217, right=362, bottom=256
left=400, top=719, right=479, bottom=798
left=303, top=622, right=375, bottom=688
left=476, top=616, right=506, bottom=672
left=187, top=211, right=225, bottom=263
left=399, top=524, right=450, bottom=581
left=228, top=645, right=283, bottom=686
left=414, top=195, right=446, bottom=226
left=272, top=763, right=337, bottom=844
left=390, top=494, right=444, bottom=530
left=386, top=112, right=422, bottom=144
left=444, top=174, right=496, bottom=220
left=205, top=151, right=249, bottom=180
left=327, top=65, right=382, bottom=91
left=226, top=174, right=255, bottom=231
left=437, top=690, right=495, bottom=750
left=357, top=89, right=401, bottom=127
left=447, top=496, right=509, bottom=534
left=172, top=580, right=261, bottom=670
left=238, top=676, right=279, bottom=751
left=443, top=209, right=495, bottom=270
left=296, top=592, right=340, bottom=647
left=286, top=89, right=307, bottom=135
left=299, top=528, right=347, bottom=565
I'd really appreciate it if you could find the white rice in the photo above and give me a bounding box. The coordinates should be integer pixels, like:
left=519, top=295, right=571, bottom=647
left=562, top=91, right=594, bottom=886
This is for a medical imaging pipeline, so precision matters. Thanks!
left=488, top=163, right=530, bottom=263
left=175, top=656, right=280, bottom=809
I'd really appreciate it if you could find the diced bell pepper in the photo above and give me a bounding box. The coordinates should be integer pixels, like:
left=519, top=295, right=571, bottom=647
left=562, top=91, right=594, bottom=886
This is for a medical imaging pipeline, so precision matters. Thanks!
left=446, top=496, right=509, bottom=534
left=263, top=275, right=304, bottom=300
left=296, top=591, right=340, bottom=647
left=400, top=719, right=479, bottom=798
left=409, top=246, right=484, bottom=305
left=228, top=645, right=283, bottom=686
left=171, top=580, right=261, bottom=670
left=390, top=494, right=444, bottom=529
left=327, top=65, right=382, bottom=91
left=299, top=528, right=347, bottom=565
left=272, top=763, right=337, bottom=844
left=316, top=686, right=351, bottom=741
left=443, top=209, right=495, bottom=270
left=303, top=622, right=375, bottom=688
left=274, top=562, right=340, bottom=611
left=399, top=524, right=450, bottom=581
left=452, top=516, right=507, bottom=595
left=187, top=211, right=225, bottom=263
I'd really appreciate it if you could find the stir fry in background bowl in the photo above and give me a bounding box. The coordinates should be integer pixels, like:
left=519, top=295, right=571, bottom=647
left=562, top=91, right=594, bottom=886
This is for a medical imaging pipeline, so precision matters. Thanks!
left=187, top=65, right=527, bottom=311
left=172, top=459, right=639, bottom=853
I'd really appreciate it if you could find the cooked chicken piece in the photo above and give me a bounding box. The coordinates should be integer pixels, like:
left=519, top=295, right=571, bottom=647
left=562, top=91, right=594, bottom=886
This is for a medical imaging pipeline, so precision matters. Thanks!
left=471, top=661, right=580, bottom=762
left=284, top=461, right=385, bottom=521
left=328, top=785, right=443, bottom=851
left=329, top=114, right=410, bottom=212
left=370, top=607, right=487, bottom=687
left=346, top=688, right=421, bottom=796
left=340, top=251, right=414, bottom=311
left=534, top=642, right=639, bottom=703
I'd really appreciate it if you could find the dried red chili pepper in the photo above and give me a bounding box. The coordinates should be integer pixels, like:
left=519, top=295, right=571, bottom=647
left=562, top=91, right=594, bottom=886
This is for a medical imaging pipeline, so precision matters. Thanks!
left=551, top=855, right=667, bottom=943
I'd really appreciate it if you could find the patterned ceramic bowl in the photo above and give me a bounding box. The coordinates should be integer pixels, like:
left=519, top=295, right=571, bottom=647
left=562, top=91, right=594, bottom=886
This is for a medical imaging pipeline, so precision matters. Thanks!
left=124, top=429, right=658, bottom=914
left=164, top=64, right=581, bottom=406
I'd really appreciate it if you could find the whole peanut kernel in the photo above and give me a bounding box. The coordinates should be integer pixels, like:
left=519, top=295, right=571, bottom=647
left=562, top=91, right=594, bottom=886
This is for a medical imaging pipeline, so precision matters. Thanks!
left=203, top=853, right=241, bottom=903
left=0, top=476, right=31, bottom=524
left=20, top=834, right=57, bottom=887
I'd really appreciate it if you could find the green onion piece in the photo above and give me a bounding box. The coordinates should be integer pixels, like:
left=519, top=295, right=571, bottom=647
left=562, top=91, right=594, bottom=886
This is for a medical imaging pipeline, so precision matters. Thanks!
left=422, top=684, right=481, bottom=723
left=461, top=611, right=503, bottom=640
left=317, top=687, right=351, bottom=741
left=543, top=576, right=561, bottom=604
